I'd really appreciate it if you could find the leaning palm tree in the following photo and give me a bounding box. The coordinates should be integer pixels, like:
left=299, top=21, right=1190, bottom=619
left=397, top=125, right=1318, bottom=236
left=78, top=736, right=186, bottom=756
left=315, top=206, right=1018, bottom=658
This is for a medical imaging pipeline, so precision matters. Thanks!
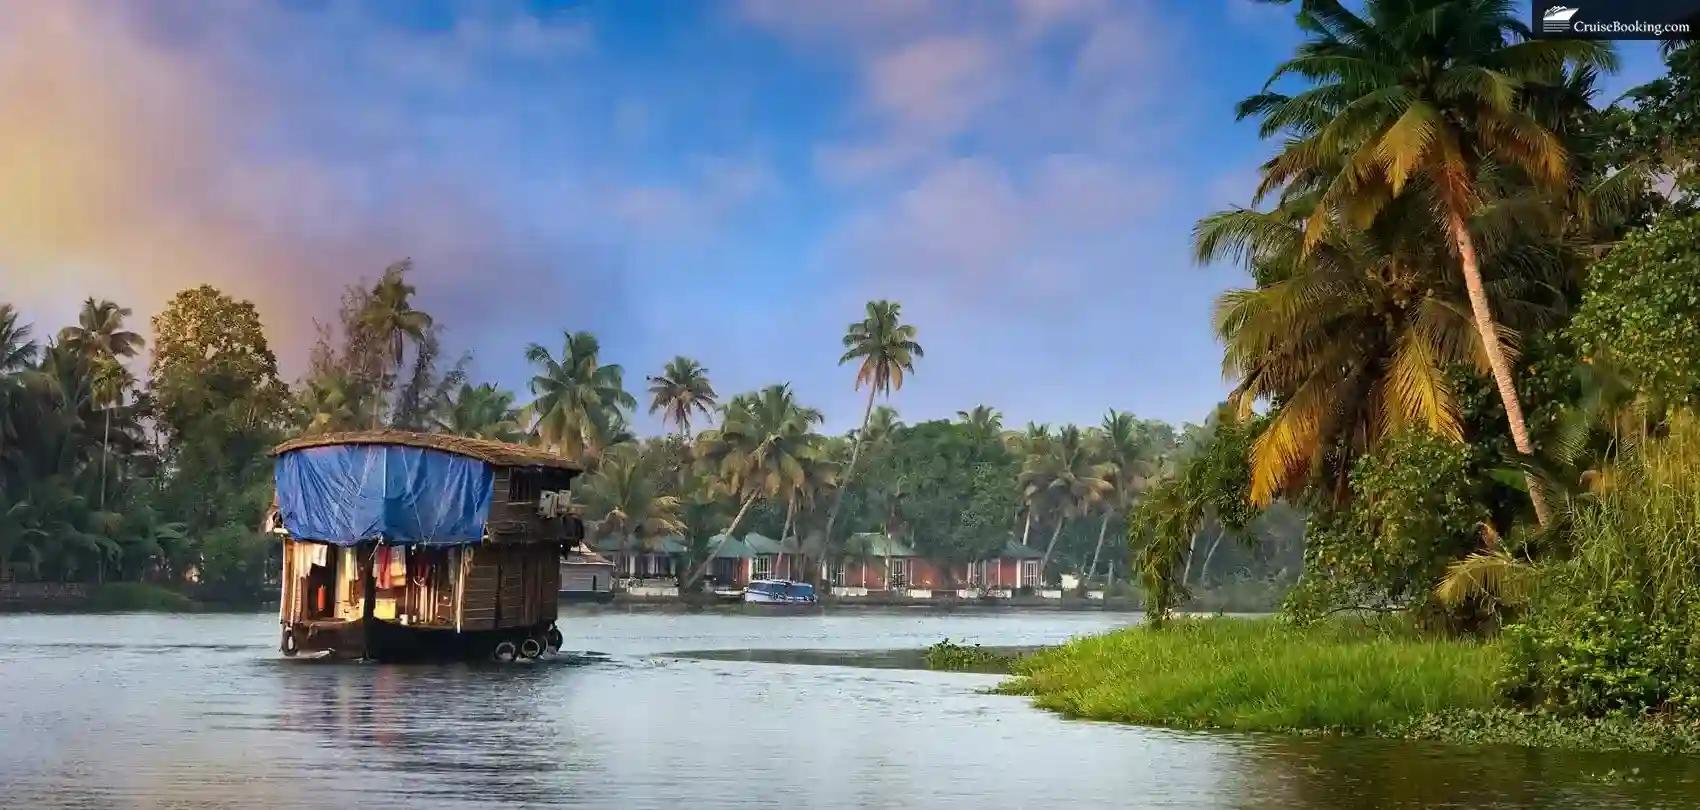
left=647, top=356, right=718, bottom=438
left=1195, top=189, right=1564, bottom=508
left=523, top=331, right=637, bottom=462
left=821, top=300, right=923, bottom=552
left=358, top=260, right=434, bottom=426
left=1239, top=0, right=1616, bottom=524
left=683, top=384, right=825, bottom=589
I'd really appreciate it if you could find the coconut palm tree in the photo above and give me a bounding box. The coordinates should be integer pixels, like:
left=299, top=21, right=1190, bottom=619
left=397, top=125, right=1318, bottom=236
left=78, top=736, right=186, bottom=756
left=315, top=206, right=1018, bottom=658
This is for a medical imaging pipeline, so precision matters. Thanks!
left=0, top=305, right=38, bottom=375
left=822, top=301, right=923, bottom=551
left=1239, top=0, right=1616, bottom=524
left=857, top=405, right=902, bottom=446
left=1195, top=190, right=1563, bottom=508
left=956, top=405, right=1003, bottom=446
left=1006, top=422, right=1053, bottom=545
left=1088, top=410, right=1153, bottom=582
left=1018, top=425, right=1113, bottom=580
left=523, top=330, right=636, bottom=462
left=297, top=373, right=367, bottom=436
left=433, top=383, right=524, bottom=442
left=58, top=299, right=143, bottom=509
left=576, top=442, right=687, bottom=563
left=647, top=356, right=718, bottom=438
left=684, top=384, right=825, bottom=589
left=358, top=260, right=433, bottom=425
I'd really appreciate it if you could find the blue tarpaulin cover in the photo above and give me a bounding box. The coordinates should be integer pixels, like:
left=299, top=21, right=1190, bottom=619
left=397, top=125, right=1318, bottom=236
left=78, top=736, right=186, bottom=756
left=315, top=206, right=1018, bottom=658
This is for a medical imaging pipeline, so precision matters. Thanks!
left=274, top=444, right=495, bottom=546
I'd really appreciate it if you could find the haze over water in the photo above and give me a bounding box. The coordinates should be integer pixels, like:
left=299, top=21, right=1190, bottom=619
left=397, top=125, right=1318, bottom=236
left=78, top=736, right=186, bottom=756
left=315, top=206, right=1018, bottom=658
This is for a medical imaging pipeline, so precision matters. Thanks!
left=3, top=608, right=1699, bottom=809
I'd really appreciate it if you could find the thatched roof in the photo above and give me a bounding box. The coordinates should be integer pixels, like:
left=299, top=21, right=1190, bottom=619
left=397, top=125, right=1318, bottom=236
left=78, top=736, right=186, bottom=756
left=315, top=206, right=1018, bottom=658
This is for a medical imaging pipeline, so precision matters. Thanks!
left=271, top=430, right=580, bottom=470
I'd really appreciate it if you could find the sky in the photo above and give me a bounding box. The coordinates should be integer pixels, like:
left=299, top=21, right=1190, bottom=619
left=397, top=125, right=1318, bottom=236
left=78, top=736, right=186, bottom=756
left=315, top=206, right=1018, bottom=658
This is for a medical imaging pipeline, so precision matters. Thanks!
left=0, top=0, right=1673, bottom=434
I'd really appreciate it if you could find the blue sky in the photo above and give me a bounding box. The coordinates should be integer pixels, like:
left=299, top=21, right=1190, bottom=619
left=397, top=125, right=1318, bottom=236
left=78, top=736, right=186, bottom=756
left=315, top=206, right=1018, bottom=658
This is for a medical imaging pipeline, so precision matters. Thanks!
left=0, top=0, right=1671, bottom=434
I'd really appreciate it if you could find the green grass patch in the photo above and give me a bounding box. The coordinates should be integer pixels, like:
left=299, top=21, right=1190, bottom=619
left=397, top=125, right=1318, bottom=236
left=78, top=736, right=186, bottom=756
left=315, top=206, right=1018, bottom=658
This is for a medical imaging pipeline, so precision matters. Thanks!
left=924, top=640, right=1029, bottom=673
left=86, top=582, right=200, bottom=612
left=996, top=616, right=1502, bottom=734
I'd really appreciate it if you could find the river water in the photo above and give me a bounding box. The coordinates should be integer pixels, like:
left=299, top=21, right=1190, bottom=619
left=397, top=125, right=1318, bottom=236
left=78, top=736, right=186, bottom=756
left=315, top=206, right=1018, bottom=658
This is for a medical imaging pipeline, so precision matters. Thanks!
left=2, top=608, right=1699, bottom=809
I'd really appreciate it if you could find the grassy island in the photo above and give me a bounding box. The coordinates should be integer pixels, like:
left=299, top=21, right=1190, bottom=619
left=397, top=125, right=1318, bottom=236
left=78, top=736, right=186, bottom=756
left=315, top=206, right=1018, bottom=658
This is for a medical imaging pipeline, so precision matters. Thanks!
left=928, top=618, right=1700, bottom=754
left=991, top=618, right=1499, bottom=733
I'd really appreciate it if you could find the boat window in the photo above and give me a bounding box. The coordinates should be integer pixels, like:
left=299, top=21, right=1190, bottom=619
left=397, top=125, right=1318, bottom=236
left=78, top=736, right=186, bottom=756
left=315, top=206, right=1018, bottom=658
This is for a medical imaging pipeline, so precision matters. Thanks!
left=507, top=469, right=538, bottom=502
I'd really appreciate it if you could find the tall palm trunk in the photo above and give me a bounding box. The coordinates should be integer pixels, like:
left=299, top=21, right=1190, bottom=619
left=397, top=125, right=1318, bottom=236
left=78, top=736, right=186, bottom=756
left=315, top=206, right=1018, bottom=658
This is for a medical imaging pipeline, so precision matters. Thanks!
left=1445, top=207, right=1552, bottom=530
left=1020, top=511, right=1032, bottom=546
left=1086, top=512, right=1111, bottom=582
left=1039, top=518, right=1065, bottom=585
left=779, top=496, right=796, bottom=579
left=680, top=493, right=759, bottom=590
left=821, top=386, right=878, bottom=554
left=1198, top=531, right=1226, bottom=588
left=1181, top=529, right=1200, bottom=587
left=99, top=406, right=111, bottom=510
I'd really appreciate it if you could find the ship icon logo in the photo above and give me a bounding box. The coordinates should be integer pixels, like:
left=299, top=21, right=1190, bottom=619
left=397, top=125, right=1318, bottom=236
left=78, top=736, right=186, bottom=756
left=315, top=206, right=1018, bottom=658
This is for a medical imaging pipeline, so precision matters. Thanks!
left=1542, top=5, right=1579, bottom=33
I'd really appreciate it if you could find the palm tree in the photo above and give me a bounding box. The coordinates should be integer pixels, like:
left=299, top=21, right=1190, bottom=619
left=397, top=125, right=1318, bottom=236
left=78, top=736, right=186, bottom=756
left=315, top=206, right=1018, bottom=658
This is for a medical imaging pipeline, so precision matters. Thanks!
left=0, top=305, right=41, bottom=472
left=576, top=443, right=687, bottom=563
left=0, top=304, right=38, bottom=374
left=523, top=331, right=637, bottom=462
left=1018, top=425, right=1113, bottom=580
left=1195, top=192, right=1563, bottom=507
left=647, top=356, right=718, bottom=437
left=1008, top=422, right=1053, bottom=545
left=1088, top=410, right=1153, bottom=583
left=358, top=260, right=433, bottom=426
left=821, top=301, right=923, bottom=554
left=433, top=383, right=524, bottom=441
left=956, top=405, right=1003, bottom=445
left=58, top=299, right=143, bottom=509
left=857, top=405, right=902, bottom=446
left=297, top=373, right=367, bottom=436
left=1240, top=0, right=1616, bottom=525
left=684, top=384, right=825, bottom=589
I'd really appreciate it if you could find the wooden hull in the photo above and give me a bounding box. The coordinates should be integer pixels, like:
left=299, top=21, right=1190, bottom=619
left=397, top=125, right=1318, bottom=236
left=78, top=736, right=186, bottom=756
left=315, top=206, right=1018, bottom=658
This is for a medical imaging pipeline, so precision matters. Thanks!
left=281, top=617, right=558, bottom=662
left=278, top=539, right=563, bottom=662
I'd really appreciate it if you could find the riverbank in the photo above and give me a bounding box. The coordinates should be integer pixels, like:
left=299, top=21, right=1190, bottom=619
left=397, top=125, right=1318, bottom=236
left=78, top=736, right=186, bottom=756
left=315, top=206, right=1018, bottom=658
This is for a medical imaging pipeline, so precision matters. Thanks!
left=957, top=617, right=1700, bottom=753
left=0, top=582, right=264, bottom=613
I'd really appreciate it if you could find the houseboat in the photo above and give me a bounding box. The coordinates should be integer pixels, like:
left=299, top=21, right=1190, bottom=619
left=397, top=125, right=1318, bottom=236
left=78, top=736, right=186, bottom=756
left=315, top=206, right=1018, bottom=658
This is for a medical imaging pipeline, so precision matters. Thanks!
left=742, top=579, right=817, bottom=605
left=266, top=430, right=585, bottom=662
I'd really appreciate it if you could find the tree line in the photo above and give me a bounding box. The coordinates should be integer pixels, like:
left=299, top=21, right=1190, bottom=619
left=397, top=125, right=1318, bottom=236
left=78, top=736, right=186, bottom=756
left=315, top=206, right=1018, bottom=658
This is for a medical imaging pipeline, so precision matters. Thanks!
left=0, top=262, right=1299, bottom=600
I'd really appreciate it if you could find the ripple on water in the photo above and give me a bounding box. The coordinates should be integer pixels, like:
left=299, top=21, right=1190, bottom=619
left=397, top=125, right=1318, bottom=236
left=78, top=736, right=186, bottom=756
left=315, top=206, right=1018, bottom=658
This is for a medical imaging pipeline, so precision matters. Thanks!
left=3, top=609, right=1700, bottom=809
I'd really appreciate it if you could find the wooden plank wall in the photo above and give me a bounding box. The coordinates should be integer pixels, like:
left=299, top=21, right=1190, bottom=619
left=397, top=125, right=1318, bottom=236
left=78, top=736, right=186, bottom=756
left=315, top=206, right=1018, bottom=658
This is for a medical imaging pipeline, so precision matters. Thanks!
left=454, top=544, right=561, bottom=631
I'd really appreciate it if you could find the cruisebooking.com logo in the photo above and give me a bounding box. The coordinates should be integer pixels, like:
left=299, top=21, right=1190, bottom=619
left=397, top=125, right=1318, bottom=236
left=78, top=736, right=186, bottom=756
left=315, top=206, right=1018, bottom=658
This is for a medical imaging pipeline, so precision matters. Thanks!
left=1540, top=5, right=1693, bottom=36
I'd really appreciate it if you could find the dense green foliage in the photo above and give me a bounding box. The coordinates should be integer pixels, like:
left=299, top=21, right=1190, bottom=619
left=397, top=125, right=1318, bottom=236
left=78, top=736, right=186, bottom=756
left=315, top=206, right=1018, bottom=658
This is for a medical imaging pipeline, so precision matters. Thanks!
left=1080, top=5, right=1700, bottom=743
left=1285, top=430, right=1487, bottom=623
left=1497, top=414, right=1700, bottom=717
left=1569, top=214, right=1700, bottom=406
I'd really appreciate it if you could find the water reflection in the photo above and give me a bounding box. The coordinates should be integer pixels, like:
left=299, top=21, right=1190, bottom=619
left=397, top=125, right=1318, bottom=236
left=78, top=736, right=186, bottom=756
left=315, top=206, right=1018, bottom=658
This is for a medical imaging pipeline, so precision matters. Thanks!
left=3, top=611, right=1700, bottom=809
left=1231, top=735, right=1700, bottom=810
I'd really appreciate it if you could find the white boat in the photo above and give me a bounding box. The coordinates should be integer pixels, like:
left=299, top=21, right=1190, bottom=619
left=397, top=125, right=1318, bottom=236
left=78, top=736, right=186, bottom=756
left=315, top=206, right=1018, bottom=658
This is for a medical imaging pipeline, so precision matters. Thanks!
left=743, top=579, right=818, bottom=605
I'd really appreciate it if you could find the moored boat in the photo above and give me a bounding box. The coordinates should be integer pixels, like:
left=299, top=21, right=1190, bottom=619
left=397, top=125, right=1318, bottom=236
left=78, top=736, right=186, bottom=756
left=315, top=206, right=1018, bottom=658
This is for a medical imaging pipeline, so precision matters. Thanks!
left=743, top=579, right=818, bottom=605
left=267, top=430, right=586, bottom=662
